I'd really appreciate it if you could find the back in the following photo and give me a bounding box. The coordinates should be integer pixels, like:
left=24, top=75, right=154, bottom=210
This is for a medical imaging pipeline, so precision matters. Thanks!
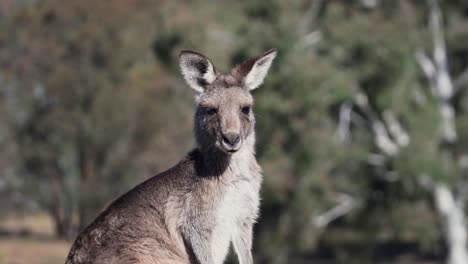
left=66, top=152, right=200, bottom=264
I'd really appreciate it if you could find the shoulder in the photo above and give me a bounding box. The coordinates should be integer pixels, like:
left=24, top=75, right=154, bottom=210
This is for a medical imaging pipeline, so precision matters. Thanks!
left=138, top=149, right=201, bottom=186
left=100, top=149, right=201, bottom=209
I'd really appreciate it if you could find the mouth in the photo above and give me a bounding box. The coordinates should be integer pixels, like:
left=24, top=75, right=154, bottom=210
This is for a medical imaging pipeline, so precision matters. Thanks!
left=218, top=139, right=242, bottom=154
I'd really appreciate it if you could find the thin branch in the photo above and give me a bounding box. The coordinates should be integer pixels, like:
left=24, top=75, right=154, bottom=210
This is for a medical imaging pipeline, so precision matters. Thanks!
left=418, top=173, right=435, bottom=191
left=354, top=93, right=400, bottom=156
left=429, top=0, right=448, bottom=74
left=439, top=103, right=457, bottom=142
left=382, top=110, right=410, bottom=147
left=313, top=193, right=358, bottom=228
left=372, top=121, right=399, bottom=156
left=300, top=0, right=325, bottom=34
left=366, top=153, right=387, bottom=167
left=302, top=30, right=322, bottom=46
left=415, top=50, right=437, bottom=94
left=416, top=0, right=457, bottom=142
left=429, top=0, right=454, bottom=100
left=336, top=102, right=353, bottom=143
left=416, top=50, right=436, bottom=79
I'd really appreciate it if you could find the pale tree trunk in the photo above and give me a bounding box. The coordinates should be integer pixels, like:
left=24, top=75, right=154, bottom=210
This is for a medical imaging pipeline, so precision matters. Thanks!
left=434, top=184, right=468, bottom=264
left=416, top=1, right=468, bottom=263
left=312, top=4, right=468, bottom=263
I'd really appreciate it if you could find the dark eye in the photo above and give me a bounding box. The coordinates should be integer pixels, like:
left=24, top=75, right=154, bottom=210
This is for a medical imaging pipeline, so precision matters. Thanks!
left=241, top=106, right=251, bottom=115
left=206, top=107, right=218, bottom=115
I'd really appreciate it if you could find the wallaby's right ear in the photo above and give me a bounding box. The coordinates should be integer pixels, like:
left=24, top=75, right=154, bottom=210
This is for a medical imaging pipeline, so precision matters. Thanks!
left=179, top=50, right=217, bottom=93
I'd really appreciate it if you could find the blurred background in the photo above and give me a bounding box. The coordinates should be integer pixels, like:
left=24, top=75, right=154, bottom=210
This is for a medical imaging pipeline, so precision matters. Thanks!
left=0, top=0, right=468, bottom=263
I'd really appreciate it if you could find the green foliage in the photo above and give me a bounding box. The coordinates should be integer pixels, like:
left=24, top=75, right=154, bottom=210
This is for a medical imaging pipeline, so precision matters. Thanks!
left=0, top=0, right=468, bottom=263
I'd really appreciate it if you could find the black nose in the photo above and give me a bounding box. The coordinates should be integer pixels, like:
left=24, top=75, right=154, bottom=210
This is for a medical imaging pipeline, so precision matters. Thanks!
left=222, top=133, right=240, bottom=146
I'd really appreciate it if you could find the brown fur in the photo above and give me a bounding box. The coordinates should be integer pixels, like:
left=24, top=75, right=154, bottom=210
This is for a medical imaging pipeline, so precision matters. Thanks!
left=65, top=49, right=277, bottom=264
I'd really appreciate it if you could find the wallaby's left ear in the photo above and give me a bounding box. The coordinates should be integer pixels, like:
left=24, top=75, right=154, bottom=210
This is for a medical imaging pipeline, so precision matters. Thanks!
left=232, top=49, right=277, bottom=90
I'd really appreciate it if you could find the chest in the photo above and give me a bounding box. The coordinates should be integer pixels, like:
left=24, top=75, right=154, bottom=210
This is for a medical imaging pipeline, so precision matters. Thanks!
left=210, top=162, right=261, bottom=263
left=216, top=178, right=261, bottom=226
left=215, top=156, right=262, bottom=222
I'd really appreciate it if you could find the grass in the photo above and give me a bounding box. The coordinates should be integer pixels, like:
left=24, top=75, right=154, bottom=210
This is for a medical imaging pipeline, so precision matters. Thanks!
left=0, top=237, right=70, bottom=264
left=0, top=213, right=71, bottom=264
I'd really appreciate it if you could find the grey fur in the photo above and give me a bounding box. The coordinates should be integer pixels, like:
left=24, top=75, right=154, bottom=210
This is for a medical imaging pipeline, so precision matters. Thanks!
left=65, top=49, right=277, bottom=264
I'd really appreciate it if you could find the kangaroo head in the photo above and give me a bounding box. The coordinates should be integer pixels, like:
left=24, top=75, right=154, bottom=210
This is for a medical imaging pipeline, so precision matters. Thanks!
left=179, top=49, right=277, bottom=154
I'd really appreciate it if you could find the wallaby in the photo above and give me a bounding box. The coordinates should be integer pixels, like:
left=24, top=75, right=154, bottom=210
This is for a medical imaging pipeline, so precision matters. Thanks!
left=65, top=48, right=277, bottom=264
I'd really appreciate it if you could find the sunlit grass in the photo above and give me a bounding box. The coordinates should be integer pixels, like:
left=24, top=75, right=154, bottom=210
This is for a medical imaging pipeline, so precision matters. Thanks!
left=0, top=214, right=70, bottom=264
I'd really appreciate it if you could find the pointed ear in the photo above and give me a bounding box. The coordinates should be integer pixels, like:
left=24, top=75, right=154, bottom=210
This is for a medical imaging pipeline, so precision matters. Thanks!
left=179, top=50, right=218, bottom=93
left=232, top=49, right=277, bottom=90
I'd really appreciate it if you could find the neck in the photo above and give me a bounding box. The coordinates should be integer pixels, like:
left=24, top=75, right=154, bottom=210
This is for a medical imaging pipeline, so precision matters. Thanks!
left=196, top=133, right=256, bottom=177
